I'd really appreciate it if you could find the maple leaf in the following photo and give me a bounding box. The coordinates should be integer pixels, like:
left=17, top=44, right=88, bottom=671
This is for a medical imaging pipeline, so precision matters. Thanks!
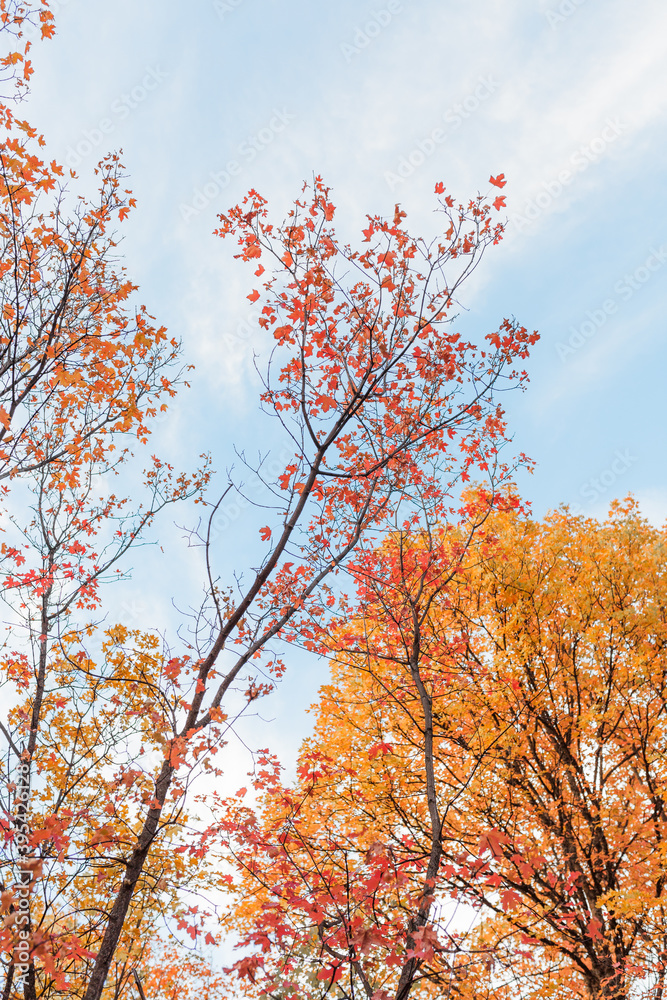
left=260, top=526, right=271, bottom=541
left=587, top=918, right=603, bottom=941
left=489, top=173, right=507, bottom=188
left=316, top=394, right=337, bottom=412
left=500, top=887, right=522, bottom=911
left=493, top=195, right=507, bottom=211
left=317, top=964, right=342, bottom=983
left=393, top=204, right=407, bottom=226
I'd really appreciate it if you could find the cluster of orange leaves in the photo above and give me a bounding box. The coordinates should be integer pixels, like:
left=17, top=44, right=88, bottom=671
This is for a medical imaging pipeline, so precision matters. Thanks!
left=214, top=499, right=667, bottom=1000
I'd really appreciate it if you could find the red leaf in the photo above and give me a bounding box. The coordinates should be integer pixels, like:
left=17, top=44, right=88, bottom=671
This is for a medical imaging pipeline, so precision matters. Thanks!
left=493, top=195, right=506, bottom=211
left=247, top=289, right=260, bottom=302
left=489, top=173, right=507, bottom=188
left=316, top=965, right=342, bottom=983
left=260, top=526, right=271, bottom=541
left=500, top=887, right=521, bottom=911
left=434, top=181, right=445, bottom=194
left=587, top=918, right=603, bottom=941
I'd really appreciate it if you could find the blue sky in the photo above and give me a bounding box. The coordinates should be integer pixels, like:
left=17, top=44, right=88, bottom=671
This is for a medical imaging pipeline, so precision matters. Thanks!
left=17, top=0, right=667, bottom=763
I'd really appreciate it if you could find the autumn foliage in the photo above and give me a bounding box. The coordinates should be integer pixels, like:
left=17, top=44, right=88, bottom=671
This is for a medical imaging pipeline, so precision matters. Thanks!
left=0, top=5, right=552, bottom=1000
left=220, top=500, right=667, bottom=1000
left=0, top=131, right=179, bottom=485
left=2, top=7, right=662, bottom=1000
left=0, top=156, right=535, bottom=1000
left=0, top=2, right=54, bottom=99
left=0, top=7, right=209, bottom=999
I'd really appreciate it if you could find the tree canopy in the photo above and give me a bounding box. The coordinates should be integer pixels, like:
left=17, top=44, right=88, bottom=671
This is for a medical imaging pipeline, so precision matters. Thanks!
left=0, top=6, right=540, bottom=999
left=221, top=500, right=667, bottom=1000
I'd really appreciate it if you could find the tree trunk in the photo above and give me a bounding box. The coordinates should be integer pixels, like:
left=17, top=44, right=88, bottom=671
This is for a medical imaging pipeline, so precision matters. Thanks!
left=2, top=964, right=14, bottom=1000
left=83, top=760, right=174, bottom=1000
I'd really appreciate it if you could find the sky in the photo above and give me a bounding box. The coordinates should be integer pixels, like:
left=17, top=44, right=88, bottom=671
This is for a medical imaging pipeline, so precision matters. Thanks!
left=14, top=0, right=667, bottom=766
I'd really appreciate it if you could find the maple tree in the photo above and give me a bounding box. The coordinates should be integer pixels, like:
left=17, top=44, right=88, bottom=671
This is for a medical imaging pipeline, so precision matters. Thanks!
left=437, top=500, right=667, bottom=1000
left=0, top=6, right=542, bottom=999
left=0, top=137, right=180, bottom=487
left=221, top=501, right=667, bottom=1000
left=1, top=624, right=221, bottom=999
left=214, top=492, right=515, bottom=1000
left=71, top=171, right=535, bottom=1000
left=0, top=2, right=180, bottom=490
left=0, top=445, right=211, bottom=999
left=0, top=163, right=537, bottom=997
left=0, top=6, right=208, bottom=998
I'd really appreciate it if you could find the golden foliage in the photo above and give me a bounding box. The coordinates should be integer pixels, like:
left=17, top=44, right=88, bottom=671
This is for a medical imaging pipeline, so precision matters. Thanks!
left=222, top=499, right=667, bottom=1000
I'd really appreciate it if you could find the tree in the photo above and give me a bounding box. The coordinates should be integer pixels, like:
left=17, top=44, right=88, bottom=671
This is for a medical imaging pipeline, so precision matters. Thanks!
left=439, top=500, right=667, bottom=1000
left=0, top=141, right=181, bottom=486
left=0, top=8, right=207, bottom=998
left=222, top=501, right=667, bottom=1000
left=75, top=170, right=536, bottom=1000
left=0, top=9, right=539, bottom=997
left=0, top=4, right=180, bottom=490
left=1, top=625, right=221, bottom=999
left=0, top=451, right=209, bottom=1000
left=215, top=490, right=518, bottom=1000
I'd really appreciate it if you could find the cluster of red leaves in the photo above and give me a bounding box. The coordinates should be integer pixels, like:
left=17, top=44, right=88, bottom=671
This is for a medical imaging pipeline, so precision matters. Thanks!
left=215, top=176, right=536, bottom=651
